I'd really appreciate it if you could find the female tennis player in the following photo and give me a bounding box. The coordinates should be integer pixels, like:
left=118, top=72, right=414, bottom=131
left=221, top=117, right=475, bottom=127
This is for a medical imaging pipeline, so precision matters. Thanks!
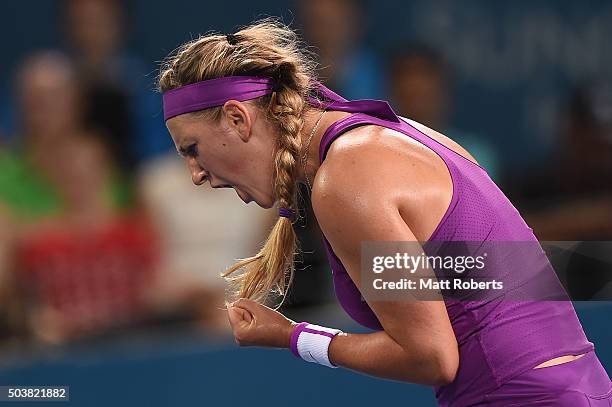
left=158, top=19, right=611, bottom=406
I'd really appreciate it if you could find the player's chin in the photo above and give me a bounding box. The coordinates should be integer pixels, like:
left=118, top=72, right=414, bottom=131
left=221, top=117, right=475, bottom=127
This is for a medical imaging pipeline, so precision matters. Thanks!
left=254, top=196, right=275, bottom=209
left=235, top=188, right=273, bottom=209
left=252, top=194, right=275, bottom=209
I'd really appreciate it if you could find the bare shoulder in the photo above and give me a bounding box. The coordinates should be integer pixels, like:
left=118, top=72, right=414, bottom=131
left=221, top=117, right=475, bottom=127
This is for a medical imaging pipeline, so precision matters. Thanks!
left=313, top=126, right=403, bottom=214
left=312, top=123, right=450, bottom=206
left=312, top=123, right=454, bottom=241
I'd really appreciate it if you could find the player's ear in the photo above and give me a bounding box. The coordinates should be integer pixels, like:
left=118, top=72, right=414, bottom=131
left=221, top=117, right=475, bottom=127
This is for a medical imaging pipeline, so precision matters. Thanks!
left=222, top=100, right=252, bottom=142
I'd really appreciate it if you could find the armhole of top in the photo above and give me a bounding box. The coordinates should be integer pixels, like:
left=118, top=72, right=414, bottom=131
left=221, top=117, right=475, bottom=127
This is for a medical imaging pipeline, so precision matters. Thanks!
left=318, top=113, right=461, bottom=242
left=399, top=116, right=488, bottom=173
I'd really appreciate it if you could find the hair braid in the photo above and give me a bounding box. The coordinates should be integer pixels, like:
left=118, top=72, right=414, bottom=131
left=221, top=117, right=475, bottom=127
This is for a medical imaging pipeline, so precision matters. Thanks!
left=159, top=18, right=318, bottom=307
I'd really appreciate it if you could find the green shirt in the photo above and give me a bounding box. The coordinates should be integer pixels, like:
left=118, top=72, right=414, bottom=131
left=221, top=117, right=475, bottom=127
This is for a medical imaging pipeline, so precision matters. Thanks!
left=0, top=149, right=132, bottom=221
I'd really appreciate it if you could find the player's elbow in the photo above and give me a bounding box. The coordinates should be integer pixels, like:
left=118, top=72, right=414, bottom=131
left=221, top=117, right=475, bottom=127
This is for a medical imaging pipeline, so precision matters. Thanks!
left=394, top=345, right=458, bottom=386
left=433, top=355, right=458, bottom=386
left=430, top=347, right=459, bottom=386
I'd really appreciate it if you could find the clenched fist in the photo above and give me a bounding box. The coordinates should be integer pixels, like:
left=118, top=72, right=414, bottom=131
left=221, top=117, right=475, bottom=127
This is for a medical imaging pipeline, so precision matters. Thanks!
left=227, top=298, right=297, bottom=348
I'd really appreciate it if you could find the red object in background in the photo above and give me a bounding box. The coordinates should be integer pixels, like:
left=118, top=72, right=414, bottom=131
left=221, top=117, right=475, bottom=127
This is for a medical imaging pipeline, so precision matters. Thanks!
left=17, top=215, right=158, bottom=338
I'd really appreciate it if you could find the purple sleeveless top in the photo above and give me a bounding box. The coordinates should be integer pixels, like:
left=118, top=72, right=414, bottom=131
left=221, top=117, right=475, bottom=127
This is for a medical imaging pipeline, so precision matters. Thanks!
left=309, top=84, right=594, bottom=407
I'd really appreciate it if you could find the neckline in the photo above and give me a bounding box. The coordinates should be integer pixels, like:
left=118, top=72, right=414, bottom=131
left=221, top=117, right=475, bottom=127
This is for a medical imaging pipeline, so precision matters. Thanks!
left=318, top=112, right=362, bottom=164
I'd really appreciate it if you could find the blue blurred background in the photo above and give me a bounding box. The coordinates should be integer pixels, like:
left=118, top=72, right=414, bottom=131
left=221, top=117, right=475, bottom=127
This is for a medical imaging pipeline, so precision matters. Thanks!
left=0, top=304, right=609, bottom=406
left=0, top=1, right=610, bottom=405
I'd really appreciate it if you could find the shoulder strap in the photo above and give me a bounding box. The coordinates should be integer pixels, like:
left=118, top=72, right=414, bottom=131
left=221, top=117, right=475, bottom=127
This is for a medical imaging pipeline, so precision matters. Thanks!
left=318, top=113, right=377, bottom=163
left=308, top=82, right=400, bottom=124
left=310, top=82, right=401, bottom=164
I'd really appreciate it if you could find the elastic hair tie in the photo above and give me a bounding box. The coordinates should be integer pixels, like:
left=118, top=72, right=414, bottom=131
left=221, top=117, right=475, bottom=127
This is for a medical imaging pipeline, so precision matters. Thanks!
left=226, top=34, right=238, bottom=45
left=271, top=63, right=283, bottom=92
left=279, top=208, right=295, bottom=219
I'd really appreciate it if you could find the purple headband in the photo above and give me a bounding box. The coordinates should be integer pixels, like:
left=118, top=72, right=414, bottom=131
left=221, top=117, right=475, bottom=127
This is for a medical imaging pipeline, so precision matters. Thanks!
left=163, top=74, right=398, bottom=123
left=162, top=76, right=275, bottom=121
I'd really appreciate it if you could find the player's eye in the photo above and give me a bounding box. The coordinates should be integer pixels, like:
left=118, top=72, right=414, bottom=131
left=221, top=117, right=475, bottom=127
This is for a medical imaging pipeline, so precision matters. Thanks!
left=187, top=144, right=198, bottom=157
left=180, top=143, right=198, bottom=158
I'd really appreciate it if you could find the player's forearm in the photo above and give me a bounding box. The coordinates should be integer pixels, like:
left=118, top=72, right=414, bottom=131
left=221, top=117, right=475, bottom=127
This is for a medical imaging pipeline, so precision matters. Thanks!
left=327, top=330, right=457, bottom=386
left=227, top=299, right=457, bottom=386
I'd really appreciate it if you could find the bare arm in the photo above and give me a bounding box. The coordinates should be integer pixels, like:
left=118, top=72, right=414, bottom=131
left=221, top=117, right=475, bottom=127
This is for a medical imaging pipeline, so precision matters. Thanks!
left=227, top=127, right=459, bottom=386
left=311, top=136, right=459, bottom=386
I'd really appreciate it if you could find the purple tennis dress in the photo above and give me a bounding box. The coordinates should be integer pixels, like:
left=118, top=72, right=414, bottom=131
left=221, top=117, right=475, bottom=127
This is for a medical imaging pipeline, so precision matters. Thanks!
left=309, top=84, right=612, bottom=406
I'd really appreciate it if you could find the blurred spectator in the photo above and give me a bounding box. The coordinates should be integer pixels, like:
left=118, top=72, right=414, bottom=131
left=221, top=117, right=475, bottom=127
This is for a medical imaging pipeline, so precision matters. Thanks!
left=509, top=80, right=612, bottom=300
left=387, top=44, right=500, bottom=180
left=62, top=0, right=170, bottom=167
left=0, top=51, right=155, bottom=344
left=299, top=0, right=385, bottom=100
left=0, top=51, right=155, bottom=341
left=0, top=52, right=75, bottom=343
left=0, top=52, right=128, bottom=224
left=509, top=80, right=612, bottom=240
left=15, top=134, right=159, bottom=344
left=137, top=153, right=277, bottom=331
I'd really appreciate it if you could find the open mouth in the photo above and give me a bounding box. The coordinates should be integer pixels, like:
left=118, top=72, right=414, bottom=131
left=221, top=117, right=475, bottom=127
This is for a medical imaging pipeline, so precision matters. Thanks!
left=209, top=181, right=252, bottom=204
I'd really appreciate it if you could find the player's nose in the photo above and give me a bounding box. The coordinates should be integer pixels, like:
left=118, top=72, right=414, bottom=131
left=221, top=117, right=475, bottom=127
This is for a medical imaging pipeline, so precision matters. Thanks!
left=188, top=159, right=208, bottom=186
left=192, top=170, right=208, bottom=186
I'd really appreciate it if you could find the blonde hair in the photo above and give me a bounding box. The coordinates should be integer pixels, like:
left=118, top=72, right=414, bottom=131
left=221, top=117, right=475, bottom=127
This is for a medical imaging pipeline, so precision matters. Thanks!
left=158, top=18, right=318, bottom=306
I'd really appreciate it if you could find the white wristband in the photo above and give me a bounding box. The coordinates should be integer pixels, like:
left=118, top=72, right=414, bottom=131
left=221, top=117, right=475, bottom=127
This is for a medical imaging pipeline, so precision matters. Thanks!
left=290, top=322, right=343, bottom=368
